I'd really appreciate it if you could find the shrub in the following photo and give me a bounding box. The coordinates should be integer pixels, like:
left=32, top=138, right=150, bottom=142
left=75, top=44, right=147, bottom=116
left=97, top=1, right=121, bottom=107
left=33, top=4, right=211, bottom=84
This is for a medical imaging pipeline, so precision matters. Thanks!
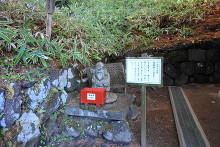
left=0, top=0, right=216, bottom=67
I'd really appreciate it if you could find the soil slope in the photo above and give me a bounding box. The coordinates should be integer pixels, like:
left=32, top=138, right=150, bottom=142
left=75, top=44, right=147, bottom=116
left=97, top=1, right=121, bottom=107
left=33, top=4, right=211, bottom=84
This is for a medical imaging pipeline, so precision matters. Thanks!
left=150, top=1, right=220, bottom=49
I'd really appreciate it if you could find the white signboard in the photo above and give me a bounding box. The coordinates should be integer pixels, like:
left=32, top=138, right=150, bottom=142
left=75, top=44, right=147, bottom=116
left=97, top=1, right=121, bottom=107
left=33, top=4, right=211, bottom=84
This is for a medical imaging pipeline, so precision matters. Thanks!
left=126, top=58, right=163, bottom=85
left=87, top=93, right=96, bottom=100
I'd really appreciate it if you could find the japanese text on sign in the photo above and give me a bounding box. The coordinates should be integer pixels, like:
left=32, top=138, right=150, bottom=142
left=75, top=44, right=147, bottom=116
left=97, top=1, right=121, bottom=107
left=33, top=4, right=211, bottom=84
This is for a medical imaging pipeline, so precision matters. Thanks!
left=87, top=93, right=96, bottom=100
left=126, top=58, right=163, bottom=85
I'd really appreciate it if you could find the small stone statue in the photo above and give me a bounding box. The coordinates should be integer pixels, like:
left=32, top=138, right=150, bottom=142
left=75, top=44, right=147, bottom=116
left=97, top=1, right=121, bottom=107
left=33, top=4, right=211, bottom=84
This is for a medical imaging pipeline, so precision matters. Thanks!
left=91, top=62, right=117, bottom=104
left=92, top=62, right=110, bottom=91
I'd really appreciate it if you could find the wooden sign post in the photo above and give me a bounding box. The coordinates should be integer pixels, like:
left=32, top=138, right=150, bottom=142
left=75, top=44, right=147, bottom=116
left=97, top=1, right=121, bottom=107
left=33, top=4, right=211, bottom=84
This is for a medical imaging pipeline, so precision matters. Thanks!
left=141, top=85, right=147, bottom=147
left=46, top=0, right=55, bottom=41
left=126, top=57, right=163, bottom=147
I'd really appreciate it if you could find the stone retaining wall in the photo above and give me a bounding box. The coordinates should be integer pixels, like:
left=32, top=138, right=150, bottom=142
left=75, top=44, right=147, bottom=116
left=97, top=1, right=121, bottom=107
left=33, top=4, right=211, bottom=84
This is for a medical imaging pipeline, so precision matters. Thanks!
left=0, top=64, right=134, bottom=146
left=129, top=39, right=220, bottom=85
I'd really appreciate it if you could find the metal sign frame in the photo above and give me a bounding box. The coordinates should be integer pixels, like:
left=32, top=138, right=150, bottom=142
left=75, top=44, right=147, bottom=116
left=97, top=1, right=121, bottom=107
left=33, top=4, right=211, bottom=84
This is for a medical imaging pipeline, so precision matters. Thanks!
left=125, top=57, right=164, bottom=87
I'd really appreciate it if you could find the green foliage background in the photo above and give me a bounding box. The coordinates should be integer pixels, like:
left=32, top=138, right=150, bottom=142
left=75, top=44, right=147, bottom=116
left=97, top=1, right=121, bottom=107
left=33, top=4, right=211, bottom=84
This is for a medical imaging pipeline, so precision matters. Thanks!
left=0, top=0, right=216, bottom=68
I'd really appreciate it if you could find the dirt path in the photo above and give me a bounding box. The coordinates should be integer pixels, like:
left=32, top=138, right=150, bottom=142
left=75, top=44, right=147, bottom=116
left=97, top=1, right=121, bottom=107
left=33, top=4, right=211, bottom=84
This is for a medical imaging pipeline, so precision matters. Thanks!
left=150, top=1, right=220, bottom=49
left=183, top=84, right=220, bottom=147
left=130, top=84, right=220, bottom=147
left=129, top=87, right=179, bottom=147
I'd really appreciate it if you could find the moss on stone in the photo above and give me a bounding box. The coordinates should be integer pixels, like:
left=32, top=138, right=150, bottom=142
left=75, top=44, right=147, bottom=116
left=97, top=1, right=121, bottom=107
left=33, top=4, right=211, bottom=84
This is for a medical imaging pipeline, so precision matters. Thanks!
left=0, top=84, right=14, bottom=99
left=51, top=88, right=59, bottom=93
left=61, top=116, right=81, bottom=131
left=103, top=124, right=113, bottom=132
left=79, top=104, right=97, bottom=112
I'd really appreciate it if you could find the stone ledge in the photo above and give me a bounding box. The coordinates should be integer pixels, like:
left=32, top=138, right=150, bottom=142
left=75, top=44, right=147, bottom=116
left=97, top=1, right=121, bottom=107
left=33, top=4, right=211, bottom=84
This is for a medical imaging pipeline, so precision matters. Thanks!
left=64, top=93, right=134, bottom=121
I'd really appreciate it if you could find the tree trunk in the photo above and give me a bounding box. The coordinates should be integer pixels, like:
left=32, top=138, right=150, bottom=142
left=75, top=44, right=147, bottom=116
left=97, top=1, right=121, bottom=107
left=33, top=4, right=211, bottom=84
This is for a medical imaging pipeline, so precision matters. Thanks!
left=46, top=13, right=52, bottom=41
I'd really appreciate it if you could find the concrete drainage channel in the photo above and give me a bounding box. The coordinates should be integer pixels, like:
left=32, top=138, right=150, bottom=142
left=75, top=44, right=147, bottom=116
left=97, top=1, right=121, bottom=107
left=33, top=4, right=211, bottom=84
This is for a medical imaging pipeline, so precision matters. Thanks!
left=169, top=86, right=211, bottom=147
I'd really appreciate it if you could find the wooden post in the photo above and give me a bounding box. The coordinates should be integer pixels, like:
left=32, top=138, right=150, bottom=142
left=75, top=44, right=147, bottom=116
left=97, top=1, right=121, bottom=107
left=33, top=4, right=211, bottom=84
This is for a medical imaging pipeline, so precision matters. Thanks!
left=46, top=0, right=55, bottom=41
left=141, top=85, right=147, bottom=147
left=46, top=13, right=52, bottom=41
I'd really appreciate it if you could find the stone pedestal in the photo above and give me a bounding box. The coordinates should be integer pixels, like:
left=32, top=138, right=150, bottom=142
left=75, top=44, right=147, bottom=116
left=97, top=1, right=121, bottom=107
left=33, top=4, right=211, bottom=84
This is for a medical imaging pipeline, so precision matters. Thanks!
left=106, top=92, right=118, bottom=104
left=64, top=93, right=135, bottom=121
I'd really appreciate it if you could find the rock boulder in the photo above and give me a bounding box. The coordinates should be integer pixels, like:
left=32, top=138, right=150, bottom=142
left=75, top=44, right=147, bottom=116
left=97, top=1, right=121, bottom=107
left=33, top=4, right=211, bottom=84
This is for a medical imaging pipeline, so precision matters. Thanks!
left=17, top=112, right=40, bottom=146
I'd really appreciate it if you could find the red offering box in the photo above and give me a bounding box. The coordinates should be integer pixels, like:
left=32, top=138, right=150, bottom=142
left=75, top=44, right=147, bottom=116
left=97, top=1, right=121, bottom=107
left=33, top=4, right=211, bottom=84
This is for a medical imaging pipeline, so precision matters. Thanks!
left=80, top=88, right=106, bottom=107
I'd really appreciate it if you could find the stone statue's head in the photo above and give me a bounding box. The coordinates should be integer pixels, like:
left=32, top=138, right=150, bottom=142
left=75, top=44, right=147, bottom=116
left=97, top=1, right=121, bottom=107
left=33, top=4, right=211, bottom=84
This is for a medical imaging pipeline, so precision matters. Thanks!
left=95, top=62, right=104, bottom=72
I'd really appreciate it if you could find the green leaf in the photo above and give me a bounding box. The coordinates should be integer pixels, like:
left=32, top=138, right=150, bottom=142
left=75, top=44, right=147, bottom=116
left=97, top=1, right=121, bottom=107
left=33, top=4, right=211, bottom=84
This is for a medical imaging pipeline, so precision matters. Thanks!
left=0, top=32, right=10, bottom=42
left=0, top=21, right=13, bottom=25
left=40, top=58, right=48, bottom=67
left=22, top=55, right=29, bottom=64
left=60, top=54, right=69, bottom=66
left=0, top=29, right=15, bottom=35
left=14, top=45, right=27, bottom=65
